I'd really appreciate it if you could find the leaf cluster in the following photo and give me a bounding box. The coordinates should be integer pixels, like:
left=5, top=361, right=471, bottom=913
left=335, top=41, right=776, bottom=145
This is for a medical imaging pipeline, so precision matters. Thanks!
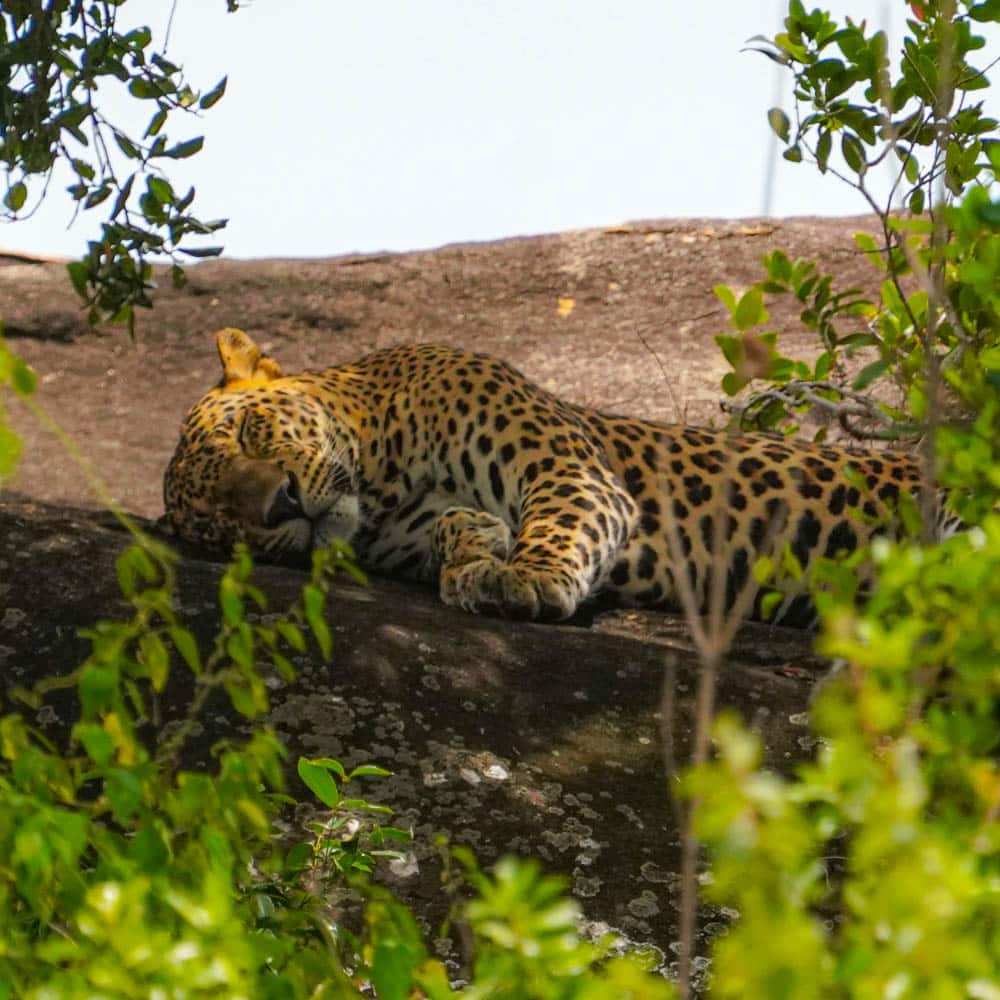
left=0, top=526, right=675, bottom=998
left=0, top=2, right=234, bottom=333
left=686, top=513, right=1000, bottom=999
left=722, top=1, right=1000, bottom=446
left=0, top=536, right=360, bottom=997
left=686, top=5, right=1000, bottom=997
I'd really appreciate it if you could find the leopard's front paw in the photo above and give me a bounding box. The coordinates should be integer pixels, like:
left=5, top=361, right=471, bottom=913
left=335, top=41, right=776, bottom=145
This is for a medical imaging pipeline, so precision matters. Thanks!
left=439, top=559, right=578, bottom=620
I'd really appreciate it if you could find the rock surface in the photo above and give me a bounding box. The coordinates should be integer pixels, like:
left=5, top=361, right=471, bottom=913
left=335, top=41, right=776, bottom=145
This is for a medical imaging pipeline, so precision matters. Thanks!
left=0, top=495, right=825, bottom=978
left=0, top=217, right=862, bottom=976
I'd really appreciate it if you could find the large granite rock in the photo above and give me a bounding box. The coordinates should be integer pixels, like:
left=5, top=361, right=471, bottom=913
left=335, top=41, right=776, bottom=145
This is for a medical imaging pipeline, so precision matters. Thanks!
left=0, top=493, right=825, bottom=979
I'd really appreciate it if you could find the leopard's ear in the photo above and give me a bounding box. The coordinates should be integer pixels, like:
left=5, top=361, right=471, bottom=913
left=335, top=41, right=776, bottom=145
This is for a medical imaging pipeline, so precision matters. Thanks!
left=215, top=328, right=284, bottom=387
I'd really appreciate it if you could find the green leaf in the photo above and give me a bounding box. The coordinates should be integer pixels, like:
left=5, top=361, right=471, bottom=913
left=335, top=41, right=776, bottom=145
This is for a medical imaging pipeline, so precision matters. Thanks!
left=226, top=625, right=254, bottom=671
left=74, top=722, right=114, bottom=766
left=110, top=173, right=135, bottom=221
left=162, top=136, right=204, bottom=159
left=4, top=182, right=27, bottom=212
left=284, top=842, right=313, bottom=873
left=271, top=652, right=296, bottom=682
left=303, top=584, right=332, bottom=659
left=84, top=185, right=112, bottom=209
left=147, top=177, right=174, bottom=204
left=297, top=757, right=340, bottom=807
left=133, top=825, right=169, bottom=871
left=106, top=767, right=143, bottom=823
left=349, top=764, right=393, bottom=779
left=128, top=78, right=162, bottom=100
left=220, top=577, right=244, bottom=626
left=974, top=198, right=1000, bottom=226
left=721, top=371, right=747, bottom=396
left=852, top=359, right=889, bottom=391
left=276, top=621, right=306, bottom=653
left=79, top=665, right=117, bottom=717
left=853, top=231, right=884, bottom=270
left=223, top=675, right=259, bottom=717
left=144, top=106, right=168, bottom=138
left=113, top=133, right=140, bottom=159
left=178, top=245, right=224, bottom=258
left=715, top=334, right=740, bottom=366
left=783, top=144, right=803, bottom=163
left=816, top=129, right=832, bottom=173
left=139, top=632, right=169, bottom=691
left=841, top=133, right=867, bottom=174
left=713, top=284, right=738, bottom=314
left=733, top=287, right=767, bottom=331
left=370, top=940, right=419, bottom=1000
left=199, top=75, right=228, bottom=110
left=0, top=426, right=23, bottom=478
left=970, top=0, right=1000, bottom=21
left=767, top=107, right=790, bottom=142
left=10, top=358, right=37, bottom=397
left=167, top=626, right=202, bottom=673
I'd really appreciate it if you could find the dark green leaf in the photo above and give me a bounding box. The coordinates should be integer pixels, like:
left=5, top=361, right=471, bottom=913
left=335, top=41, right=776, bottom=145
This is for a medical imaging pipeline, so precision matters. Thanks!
left=974, top=198, right=1000, bottom=226
left=816, top=129, right=832, bottom=173
left=200, top=76, right=228, bottom=110
left=162, top=137, right=204, bottom=159
left=841, top=133, right=867, bottom=174
left=144, top=107, right=168, bottom=138
left=11, top=358, right=36, bottom=397
left=110, top=173, right=135, bottom=220
left=179, top=245, right=224, bottom=258
left=128, top=78, right=162, bottom=100
left=84, top=185, right=112, bottom=209
left=970, top=0, right=1000, bottom=21
left=114, top=133, right=140, bottom=159
left=66, top=260, right=90, bottom=297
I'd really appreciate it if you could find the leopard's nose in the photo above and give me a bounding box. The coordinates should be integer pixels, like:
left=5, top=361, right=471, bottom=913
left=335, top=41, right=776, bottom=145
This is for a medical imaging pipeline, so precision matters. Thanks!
left=265, top=473, right=304, bottom=527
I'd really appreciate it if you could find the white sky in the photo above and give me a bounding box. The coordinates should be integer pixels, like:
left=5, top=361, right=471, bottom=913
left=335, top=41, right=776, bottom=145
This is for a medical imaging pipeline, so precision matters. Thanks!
left=4, top=1, right=999, bottom=260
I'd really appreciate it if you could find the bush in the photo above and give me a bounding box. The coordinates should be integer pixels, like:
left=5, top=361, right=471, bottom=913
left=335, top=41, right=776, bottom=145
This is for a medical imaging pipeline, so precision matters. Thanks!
left=682, top=2, right=1000, bottom=997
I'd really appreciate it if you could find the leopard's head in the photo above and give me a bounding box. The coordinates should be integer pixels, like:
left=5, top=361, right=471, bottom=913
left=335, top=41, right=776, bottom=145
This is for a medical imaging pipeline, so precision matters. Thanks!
left=162, top=328, right=361, bottom=560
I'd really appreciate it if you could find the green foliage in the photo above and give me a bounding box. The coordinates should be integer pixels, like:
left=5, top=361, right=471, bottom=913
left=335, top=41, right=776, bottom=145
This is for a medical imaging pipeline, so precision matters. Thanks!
left=686, top=516, right=1000, bottom=998
left=0, top=537, right=358, bottom=997
left=0, top=2, right=237, bottom=332
left=0, top=333, right=34, bottom=478
left=684, top=4, right=1000, bottom=998
left=352, top=851, right=676, bottom=1000
left=723, top=1, right=1000, bottom=446
left=0, top=531, right=676, bottom=997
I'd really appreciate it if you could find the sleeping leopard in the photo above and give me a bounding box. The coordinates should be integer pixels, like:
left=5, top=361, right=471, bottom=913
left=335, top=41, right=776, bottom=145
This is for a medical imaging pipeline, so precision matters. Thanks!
left=162, top=328, right=957, bottom=626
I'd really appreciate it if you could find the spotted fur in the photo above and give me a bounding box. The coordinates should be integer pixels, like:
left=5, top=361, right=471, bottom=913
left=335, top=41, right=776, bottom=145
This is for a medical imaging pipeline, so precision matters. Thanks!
left=162, top=328, right=956, bottom=625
